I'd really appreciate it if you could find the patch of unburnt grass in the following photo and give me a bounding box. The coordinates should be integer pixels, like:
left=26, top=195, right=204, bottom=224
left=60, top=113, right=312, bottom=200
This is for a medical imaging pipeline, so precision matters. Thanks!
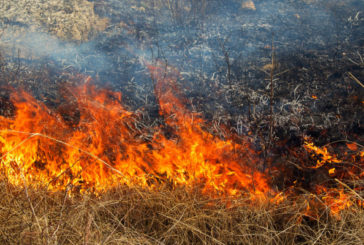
left=0, top=178, right=363, bottom=245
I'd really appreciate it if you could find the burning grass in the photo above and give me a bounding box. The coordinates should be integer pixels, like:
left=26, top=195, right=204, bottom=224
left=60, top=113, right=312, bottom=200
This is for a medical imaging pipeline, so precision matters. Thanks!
left=0, top=69, right=271, bottom=198
left=0, top=1, right=363, bottom=243
left=0, top=62, right=363, bottom=244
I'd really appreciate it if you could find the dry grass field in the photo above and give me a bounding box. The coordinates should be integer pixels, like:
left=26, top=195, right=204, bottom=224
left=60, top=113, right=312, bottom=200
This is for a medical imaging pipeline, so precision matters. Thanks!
left=0, top=180, right=363, bottom=245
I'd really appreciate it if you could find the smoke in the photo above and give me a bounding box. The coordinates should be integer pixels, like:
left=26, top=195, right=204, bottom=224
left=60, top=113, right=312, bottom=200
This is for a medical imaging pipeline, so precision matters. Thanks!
left=0, top=30, right=112, bottom=74
left=0, top=0, right=362, bottom=87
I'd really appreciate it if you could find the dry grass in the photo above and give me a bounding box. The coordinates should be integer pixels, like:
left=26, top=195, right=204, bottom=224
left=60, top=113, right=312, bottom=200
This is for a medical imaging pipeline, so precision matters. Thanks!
left=0, top=0, right=108, bottom=42
left=0, top=178, right=363, bottom=245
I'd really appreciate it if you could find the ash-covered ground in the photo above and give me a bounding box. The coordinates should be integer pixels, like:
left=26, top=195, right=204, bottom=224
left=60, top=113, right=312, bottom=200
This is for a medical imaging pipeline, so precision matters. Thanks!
left=0, top=0, right=363, bottom=147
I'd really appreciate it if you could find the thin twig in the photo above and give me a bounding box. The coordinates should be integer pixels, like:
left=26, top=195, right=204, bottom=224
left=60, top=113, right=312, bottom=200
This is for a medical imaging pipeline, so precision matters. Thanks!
left=19, top=170, right=42, bottom=235
left=83, top=212, right=93, bottom=245
left=335, top=178, right=364, bottom=201
left=347, top=72, right=364, bottom=88
left=50, top=185, right=71, bottom=242
left=159, top=212, right=225, bottom=245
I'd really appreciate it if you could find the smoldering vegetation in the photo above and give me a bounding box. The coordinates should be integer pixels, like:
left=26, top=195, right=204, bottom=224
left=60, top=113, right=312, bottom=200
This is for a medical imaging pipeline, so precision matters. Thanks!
left=1, top=0, right=363, bottom=143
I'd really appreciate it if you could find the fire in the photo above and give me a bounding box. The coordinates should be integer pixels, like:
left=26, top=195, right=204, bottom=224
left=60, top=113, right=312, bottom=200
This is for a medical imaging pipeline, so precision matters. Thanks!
left=0, top=64, right=270, bottom=199
left=316, top=186, right=355, bottom=217
left=0, top=62, right=362, bottom=217
left=303, top=138, right=364, bottom=216
left=304, top=138, right=341, bottom=169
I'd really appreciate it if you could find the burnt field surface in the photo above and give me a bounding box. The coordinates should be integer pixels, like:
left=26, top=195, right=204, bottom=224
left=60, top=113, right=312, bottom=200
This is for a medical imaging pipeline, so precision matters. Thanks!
left=0, top=0, right=363, bottom=244
left=1, top=0, right=363, bottom=142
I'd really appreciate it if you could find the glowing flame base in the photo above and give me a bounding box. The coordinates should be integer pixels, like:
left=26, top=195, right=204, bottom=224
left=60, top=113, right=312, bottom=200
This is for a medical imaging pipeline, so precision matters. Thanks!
left=0, top=65, right=270, bottom=199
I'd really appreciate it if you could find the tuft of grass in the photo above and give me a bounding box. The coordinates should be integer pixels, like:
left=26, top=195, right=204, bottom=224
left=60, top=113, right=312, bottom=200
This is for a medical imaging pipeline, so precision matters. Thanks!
left=0, top=179, right=363, bottom=244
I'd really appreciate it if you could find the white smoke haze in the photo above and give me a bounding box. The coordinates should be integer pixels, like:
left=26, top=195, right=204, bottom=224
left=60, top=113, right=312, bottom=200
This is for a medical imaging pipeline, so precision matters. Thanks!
left=1, top=0, right=360, bottom=75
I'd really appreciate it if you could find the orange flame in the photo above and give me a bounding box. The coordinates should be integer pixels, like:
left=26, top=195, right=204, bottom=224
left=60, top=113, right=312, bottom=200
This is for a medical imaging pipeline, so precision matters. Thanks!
left=303, top=139, right=341, bottom=168
left=316, top=186, right=355, bottom=217
left=0, top=65, right=270, bottom=199
left=1, top=63, right=362, bottom=217
left=303, top=138, right=364, bottom=216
